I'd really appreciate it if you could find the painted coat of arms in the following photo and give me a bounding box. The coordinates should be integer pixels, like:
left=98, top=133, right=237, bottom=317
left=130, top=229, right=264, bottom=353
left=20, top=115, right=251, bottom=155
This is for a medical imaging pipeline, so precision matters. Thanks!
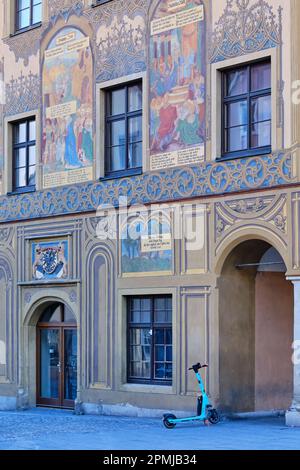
left=32, top=241, right=68, bottom=280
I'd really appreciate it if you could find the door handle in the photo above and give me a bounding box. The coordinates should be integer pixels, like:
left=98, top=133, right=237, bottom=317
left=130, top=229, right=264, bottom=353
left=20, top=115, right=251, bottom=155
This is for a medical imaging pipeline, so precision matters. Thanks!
left=57, top=362, right=61, bottom=373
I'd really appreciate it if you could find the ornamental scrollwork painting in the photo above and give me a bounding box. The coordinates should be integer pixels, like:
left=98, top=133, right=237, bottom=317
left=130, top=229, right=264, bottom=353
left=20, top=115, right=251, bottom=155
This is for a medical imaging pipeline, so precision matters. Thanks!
left=5, top=71, right=40, bottom=116
left=0, top=150, right=293, bottom=224
left=210, top=0, right=282, bottom=63
left=215, top=194, right=287, bottom=243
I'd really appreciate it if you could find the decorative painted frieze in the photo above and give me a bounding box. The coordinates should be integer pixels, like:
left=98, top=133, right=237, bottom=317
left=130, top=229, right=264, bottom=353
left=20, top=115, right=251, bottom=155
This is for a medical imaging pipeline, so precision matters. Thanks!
left=0, top=150, right=293, bottom=224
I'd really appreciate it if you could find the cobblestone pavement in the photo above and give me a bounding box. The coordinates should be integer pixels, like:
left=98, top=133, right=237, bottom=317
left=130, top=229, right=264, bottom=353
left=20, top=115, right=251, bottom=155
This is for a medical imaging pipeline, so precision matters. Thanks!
left=0, top=409, right=299, bottom=450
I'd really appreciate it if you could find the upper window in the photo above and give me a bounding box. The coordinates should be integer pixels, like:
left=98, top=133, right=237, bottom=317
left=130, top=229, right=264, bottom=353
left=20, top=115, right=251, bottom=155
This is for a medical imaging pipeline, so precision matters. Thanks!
left=222, top=60, right=271, bottom=159
left=16, top=0, right=42, bottom=32
left=128, top=296, right=172, bottom=385
left=13, top=118, right=36, bottom=192
left=105, top=81, right=143, bottom=178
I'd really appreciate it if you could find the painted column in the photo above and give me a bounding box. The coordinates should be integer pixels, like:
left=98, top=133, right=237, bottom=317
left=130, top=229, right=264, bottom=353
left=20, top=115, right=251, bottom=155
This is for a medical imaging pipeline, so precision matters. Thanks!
left=286, top=277, right=300, bottom=426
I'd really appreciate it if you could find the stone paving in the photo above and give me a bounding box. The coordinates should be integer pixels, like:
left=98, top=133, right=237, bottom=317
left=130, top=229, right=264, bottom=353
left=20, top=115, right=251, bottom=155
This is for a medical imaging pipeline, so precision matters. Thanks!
left=0, top=408, right=300, bottom=450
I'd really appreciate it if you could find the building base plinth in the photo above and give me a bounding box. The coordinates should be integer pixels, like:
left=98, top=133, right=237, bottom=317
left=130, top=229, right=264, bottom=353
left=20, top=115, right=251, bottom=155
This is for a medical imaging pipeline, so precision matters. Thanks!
left=286, top=409, right=300, bottom=426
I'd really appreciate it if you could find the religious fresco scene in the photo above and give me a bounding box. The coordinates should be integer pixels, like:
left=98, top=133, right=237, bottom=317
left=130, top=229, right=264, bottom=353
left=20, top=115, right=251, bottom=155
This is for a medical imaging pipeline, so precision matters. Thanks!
left=42, top=27, right=93, bottom=188
left=32, top=240, right=69, bottom=280
left=150, top=0, right=206, bottom=170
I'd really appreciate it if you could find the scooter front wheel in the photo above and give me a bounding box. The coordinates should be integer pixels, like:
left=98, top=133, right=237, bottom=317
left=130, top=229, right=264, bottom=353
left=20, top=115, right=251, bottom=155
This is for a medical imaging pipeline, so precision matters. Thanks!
left=208, top=409, right=220, bottom=425
left=163, top=414, right=177, bottom=429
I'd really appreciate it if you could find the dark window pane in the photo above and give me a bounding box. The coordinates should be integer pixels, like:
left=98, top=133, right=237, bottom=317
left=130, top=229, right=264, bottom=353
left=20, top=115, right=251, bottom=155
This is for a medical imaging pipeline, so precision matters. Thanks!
left=166, top=345, right=172, bottom=361
left=155, top=363, right=165, bottom=379
left=15, top=122, right=27, bottom=144
left=165, top=363, right=172, bottom=379
left=251, top=62, right=271, bottom=91
left=154, top=329, right=164, bottom=345
left=28, top=165, right=36, bottom=186
left=155, top=346, right=165, bottom=362
left=130, top=329, right=140, bottom=345
left=18, top=0, right=30, bottom=9
left=141, top=298, right=151, bottom=311
left=132, top=298, right=141, bottom=311
left=165, top=329, right=172, bottom=345
left=226, top=68, right=248, bottom=97
left=32, top=3, right=42, bottom=24
left=129, top=84, right=142, bottom=112
left=110, top=120, right=125, bottom=147
left=129, top=116, right=142, bottom=143
left=15, top=148, right=26, bottom=168
left=226, top=100, right=247, bottom=127
left=251, top=96, right=271, bottom=123
left=251, top=121, right=271, bottom=148
left=140, top=308, right=151, bottom=324
left=141, top=329, right=151, bottom=345
left=109, top=146, right=126, bottom=172
left=18, top=9, right=30, bottom=29
left=227, top=126, right=248, bottom=152
left=110, top=88, right=125, bottom=116
left=15, top=167, right=26, bottom=188
left=154, top=297, right=165, bottom=311
left=128, top=142, right=142, bottom=168
left=29, top=120, right=36, bottom=141
left=29, top=145, right=36, bottom=165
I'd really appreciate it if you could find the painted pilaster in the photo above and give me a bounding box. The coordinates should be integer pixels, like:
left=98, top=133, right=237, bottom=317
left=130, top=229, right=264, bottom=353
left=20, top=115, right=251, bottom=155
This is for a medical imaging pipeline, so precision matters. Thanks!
left=286, top=277, right=300, bottom=426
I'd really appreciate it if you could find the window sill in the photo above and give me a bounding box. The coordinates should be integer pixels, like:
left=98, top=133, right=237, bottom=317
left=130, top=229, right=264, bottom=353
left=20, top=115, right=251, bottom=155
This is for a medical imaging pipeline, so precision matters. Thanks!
left=120, top=383, right=174, bottom=395
left=217, top=147, right=272, bottom=161
left=7, top=187, right=36, bottom=196
left=101, top=168, right=142, bottom=181
left=91, top=0, right=113, bottom=7
left=10, top=22, right=42, bottom=37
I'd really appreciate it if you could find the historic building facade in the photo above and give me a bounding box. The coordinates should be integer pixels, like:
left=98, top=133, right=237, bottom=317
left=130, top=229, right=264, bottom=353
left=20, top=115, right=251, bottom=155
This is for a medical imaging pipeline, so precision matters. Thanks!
left=0, top=0, right=300, bottom=426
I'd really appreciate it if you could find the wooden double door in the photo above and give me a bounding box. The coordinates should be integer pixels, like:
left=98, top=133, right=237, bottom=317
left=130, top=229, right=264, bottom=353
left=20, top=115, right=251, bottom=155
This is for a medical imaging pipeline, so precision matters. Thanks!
left=37, top=309, right=77, bottom=409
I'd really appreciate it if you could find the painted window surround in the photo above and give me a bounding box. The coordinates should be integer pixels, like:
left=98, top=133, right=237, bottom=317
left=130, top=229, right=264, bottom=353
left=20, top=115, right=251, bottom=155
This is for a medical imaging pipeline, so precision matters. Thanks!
left=211, top=48, right=279, bottom=162
left=96, top=72, right=148, bottom=179
left=4, top=110, right=41, bottom=195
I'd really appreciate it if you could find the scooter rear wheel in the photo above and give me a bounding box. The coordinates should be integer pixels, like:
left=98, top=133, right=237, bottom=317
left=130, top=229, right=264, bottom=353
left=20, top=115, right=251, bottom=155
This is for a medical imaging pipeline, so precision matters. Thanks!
left=163, top=414, right=177, bottom=429
left=208, top=409, right=220, bottom=425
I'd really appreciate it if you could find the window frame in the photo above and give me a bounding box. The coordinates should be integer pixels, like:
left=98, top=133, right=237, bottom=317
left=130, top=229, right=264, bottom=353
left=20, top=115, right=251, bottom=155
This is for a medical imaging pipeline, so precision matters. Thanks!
left=221, top=59, right=272, bottom=160
left=105, top=80, right=143, bottom=178
left=15, top=0, right=42, bottom=33
left=12, top=117, right=36, bottom=193
left=127, top=295, right=173, bottom=386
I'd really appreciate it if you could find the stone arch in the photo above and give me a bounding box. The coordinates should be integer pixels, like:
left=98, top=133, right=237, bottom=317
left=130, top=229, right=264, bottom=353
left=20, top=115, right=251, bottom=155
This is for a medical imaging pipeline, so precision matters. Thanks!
left=21, top=293, right=78, bottom=408
left=214, top=227, right=288, bottom=276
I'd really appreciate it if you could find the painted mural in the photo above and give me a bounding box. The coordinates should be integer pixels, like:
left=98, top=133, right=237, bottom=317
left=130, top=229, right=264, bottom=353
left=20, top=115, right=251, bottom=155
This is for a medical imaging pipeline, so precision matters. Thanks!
left=121, top=215, right=172, bottom=275
left=32, top=240, right=69, bottom=280
left=149, top=0, right=206, bottom=171
left=42, top=27, right=93, bottom=189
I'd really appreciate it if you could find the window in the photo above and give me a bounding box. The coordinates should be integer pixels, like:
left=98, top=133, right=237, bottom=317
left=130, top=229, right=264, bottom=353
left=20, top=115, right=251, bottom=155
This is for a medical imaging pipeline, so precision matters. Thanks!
left=16, top=0, right=42, bottom=32
left=105, top=81, right=142, bottom=177
left=222, top=60, right=271, bottom=158
left=128, top=296, right=172, bottom=385
left=13, top=118, right=36, bottom=192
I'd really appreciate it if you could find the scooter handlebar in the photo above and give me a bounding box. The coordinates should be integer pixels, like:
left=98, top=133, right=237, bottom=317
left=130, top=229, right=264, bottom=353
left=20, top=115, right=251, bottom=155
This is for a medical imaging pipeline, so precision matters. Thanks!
left=188, top=363, right=208, bottom=372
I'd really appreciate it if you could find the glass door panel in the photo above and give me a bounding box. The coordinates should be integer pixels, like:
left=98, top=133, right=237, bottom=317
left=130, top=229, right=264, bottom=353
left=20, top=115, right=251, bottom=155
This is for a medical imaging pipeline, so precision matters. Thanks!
left=63, top=329, right=77, bottom=403
left=39, top=329, right=60, bottom=405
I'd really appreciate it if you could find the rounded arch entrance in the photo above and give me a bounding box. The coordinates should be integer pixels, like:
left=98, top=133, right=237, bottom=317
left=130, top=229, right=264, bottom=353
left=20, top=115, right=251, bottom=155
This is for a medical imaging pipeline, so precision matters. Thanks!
left=24, top=297, right=78, bottom=410
left=217, top=238, right=293, bottom=413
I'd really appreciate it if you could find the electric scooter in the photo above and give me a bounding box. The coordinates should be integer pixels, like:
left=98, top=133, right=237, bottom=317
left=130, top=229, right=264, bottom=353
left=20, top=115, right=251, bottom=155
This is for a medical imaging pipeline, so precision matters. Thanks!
left=163, top=362, right=220, bottom=428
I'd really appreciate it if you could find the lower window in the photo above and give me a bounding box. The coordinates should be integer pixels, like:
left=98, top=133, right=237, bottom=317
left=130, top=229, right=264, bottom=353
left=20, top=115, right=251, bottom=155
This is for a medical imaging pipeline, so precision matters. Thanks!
left=127, top=296, right=172, bottom=385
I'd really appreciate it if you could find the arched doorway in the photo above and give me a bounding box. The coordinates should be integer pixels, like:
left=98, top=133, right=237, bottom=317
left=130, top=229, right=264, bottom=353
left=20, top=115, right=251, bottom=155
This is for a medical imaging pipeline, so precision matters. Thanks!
left=36, top=302, right=77, bottom=409
left=218, top=239, right=293, bottom=413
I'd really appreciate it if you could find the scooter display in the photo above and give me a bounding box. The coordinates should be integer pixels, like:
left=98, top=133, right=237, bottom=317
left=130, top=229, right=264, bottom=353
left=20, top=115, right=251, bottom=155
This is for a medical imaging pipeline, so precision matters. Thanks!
left=163, top=362, right=220, bottom=428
